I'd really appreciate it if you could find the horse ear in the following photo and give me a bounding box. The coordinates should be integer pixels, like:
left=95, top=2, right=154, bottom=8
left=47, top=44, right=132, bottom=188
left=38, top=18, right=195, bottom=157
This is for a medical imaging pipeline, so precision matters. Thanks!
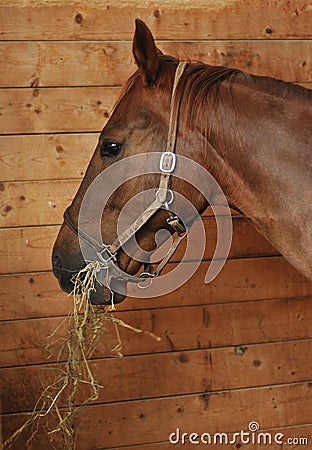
left=133, top=19, right=160, bottom=87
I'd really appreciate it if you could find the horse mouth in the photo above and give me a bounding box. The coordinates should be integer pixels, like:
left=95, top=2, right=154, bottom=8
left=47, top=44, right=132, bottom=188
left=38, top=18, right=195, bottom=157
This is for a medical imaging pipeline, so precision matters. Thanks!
left=89, top=282, right=126, bottom=305
left=53, top=267, right=126, bottom=305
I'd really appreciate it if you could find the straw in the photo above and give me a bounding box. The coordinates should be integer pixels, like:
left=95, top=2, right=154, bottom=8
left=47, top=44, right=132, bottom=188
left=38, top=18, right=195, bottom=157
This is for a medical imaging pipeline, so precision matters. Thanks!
left=4, top=261, right=160, bottom=449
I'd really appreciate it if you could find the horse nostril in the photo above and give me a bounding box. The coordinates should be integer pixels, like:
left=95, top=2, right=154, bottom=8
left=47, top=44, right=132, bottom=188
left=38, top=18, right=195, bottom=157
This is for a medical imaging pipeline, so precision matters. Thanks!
left=52, top=250, right=76, bottom=294
left=52, top=253, right=63, bottom=271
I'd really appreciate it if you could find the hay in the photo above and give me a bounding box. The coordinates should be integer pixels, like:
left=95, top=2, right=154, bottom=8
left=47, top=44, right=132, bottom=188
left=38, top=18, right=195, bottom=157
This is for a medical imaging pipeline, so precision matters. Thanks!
left=4, top=261, right=160, bottom=449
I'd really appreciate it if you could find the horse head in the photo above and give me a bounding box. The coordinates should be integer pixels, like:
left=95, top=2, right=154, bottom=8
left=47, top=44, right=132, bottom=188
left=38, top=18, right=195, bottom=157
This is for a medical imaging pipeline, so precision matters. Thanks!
left=52, top=20, right=208, bottom=304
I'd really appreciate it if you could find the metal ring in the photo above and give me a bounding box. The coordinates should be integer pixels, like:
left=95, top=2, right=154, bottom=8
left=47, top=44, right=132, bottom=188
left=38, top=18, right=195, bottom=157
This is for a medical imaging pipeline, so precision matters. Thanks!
left=155, top=189, right=174, bottom=206
left=139, top=271, right=153, bottom=278
left=138, top=277, right=153, bottom=289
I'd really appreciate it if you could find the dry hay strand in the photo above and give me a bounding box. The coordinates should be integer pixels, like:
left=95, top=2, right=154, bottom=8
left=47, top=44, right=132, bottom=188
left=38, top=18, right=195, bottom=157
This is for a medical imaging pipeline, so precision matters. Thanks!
left=4, top=261, right=161, bottom=449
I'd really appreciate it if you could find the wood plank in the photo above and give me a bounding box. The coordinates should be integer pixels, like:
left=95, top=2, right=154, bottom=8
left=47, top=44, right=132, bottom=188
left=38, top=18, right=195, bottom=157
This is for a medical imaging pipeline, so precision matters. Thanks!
left=0, top=216, right=272, bottom=270
left=0, top=1, right=311, bottom=40
left=161, top=40, right=312, bottom=83
left=1, top=73, right=311, bottom=136
left=43, top=383, right=312, bottom=449
left=0, top=184, right=276, bottom=257
left=0, top=272, right=70, bottom=321
left=0, top=87, right=119, bottom=134
left=2, top=383, right=312, bottom=449
left=136, top=256, right=312, bottom=311
left=0, top=134, right=97, bottom=182
left=0, top=226, right=58, bottom=274
left=0, top=180, right=80, bottom=227
left=0, top=41, right=134, bottom=89
left=0, top=217, right=277, bottom=273
left=2, top=339, right=312, bottom=413
left=1, top=256, right=311, bottom=319
left=0, top=393, right=2, bottom=450
left=1, top=40, right=311, bottom=88
left=1, top=296, right=312, bottom=367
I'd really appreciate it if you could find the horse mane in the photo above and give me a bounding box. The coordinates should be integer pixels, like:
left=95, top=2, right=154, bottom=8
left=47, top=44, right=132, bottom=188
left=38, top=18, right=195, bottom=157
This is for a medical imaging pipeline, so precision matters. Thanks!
left=176, top=63, right=243, bottom=143
left=179, top=62, right=243, bottom=108
left=175, top=62, right=311, bottom=143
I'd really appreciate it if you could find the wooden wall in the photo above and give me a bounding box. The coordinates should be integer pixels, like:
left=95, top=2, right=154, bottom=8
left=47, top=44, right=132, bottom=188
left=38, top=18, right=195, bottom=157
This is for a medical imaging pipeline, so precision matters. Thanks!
left=1, top=0, right=312, bottom=448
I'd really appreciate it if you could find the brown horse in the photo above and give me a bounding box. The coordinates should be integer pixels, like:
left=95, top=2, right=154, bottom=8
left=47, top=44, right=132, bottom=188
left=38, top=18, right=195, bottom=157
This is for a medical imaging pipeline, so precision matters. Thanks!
left=52, top=20, right=312, bottom=304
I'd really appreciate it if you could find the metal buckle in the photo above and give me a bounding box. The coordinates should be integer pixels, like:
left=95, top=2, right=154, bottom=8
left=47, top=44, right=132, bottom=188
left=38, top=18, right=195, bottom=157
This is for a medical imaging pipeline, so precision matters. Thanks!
left=96, top=246, right=117, bottom=266
left=160, top=152, right=176, bottom=173
left=166, top=214, right=186, bottom=235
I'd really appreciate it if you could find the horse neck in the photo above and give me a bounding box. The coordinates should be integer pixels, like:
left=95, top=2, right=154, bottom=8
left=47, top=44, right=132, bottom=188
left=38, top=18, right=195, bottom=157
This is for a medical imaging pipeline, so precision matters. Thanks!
left=186, top=73, right=312, bottom=279
left=198, top=75, right=311, bottom=220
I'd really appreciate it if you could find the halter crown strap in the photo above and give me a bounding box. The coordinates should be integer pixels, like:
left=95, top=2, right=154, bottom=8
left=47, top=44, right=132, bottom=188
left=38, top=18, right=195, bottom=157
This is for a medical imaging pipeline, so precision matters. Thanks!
left=157, top=61, right=188, bottom=202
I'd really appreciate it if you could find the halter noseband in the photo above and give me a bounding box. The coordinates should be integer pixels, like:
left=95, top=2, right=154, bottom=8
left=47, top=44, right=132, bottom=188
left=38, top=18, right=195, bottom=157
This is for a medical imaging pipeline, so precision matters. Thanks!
left=63, top=61, right=188, bottom=288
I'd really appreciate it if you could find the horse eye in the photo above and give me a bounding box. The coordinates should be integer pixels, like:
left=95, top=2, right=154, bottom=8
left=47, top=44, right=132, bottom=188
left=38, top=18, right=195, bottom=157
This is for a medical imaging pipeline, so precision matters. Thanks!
left=101, top=141, right=123, bottom=158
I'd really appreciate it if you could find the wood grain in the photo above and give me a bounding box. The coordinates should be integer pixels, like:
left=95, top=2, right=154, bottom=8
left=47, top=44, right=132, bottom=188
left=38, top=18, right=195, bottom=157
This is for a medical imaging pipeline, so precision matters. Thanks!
left=1, top=0, right=311, bottom=40
left=2, top=339, right=312, bottom=413
left=1, top=40, right=311, bottom=88
left=0, top=216, right=278, bottom=273
left=0, top=87, right=119, bottom=134
left=0, top=180, right=80, bottom=227
left=1, top=256, right=311, bottom=319
left=3, top=383, right=312, bottom=449
left=0, top=182, right=276, bottom=257
left=0, top=226, right=58, bottom=274
left=0, top=217, right=280, bottom=273
left=50, top=383, right=312, bottom=448
left=0, top=134, right=97, bottom=182
left=0, top=271, right=70, bottom=321
left=1, top=296, right=312, bottom=367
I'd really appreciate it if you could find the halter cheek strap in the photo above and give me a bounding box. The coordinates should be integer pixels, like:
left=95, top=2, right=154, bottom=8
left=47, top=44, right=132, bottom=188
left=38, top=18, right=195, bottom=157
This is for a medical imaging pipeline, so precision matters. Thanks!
left=63, top=61, right=188, bottom=286
left=109, top=61, right=188, bottom=254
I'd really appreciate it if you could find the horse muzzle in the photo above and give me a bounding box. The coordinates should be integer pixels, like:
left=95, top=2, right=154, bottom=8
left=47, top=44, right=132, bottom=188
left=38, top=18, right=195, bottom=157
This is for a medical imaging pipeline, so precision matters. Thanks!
left=52, top=248, right=126, bottom=305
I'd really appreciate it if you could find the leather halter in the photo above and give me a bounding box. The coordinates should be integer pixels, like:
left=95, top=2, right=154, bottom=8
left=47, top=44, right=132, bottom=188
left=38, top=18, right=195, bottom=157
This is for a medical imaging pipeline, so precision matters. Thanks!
left=63, top=61, right=188, bottom=288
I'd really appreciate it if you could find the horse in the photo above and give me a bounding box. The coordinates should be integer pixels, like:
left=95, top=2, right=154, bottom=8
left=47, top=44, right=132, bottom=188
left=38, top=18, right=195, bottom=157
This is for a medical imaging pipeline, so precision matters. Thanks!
left=52, top=19, right=312, bottom=305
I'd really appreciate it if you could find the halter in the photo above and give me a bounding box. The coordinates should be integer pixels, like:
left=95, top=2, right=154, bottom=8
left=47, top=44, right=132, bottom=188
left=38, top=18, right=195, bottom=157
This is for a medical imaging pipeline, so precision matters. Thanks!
left=63, top=61, right=188, bottom=288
